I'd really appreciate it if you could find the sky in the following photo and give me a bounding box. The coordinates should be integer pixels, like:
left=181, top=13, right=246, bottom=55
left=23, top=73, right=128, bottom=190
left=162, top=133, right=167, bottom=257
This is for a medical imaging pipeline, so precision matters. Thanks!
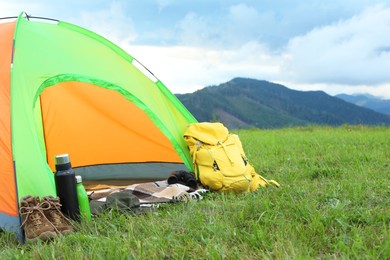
left=1, top=0, right=390, bottom=98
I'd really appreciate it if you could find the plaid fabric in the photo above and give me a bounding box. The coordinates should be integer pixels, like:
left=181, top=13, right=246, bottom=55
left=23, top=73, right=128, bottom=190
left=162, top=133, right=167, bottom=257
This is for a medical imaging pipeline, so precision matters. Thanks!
left=125, top=181, right=191, bottom=204
left=88, top=180, right=192, bottom=205
left=88, top=181, right=209, bottom=215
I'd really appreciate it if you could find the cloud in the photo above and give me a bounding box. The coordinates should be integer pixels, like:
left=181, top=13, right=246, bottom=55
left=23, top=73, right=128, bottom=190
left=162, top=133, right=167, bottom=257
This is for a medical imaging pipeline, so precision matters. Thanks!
left=73, top=2, right=137, bottom=44
left=178, top=12, right=212, bottom=46
left=176, top=3, right=279, bottom=49
left=156, top=0, right=173, bottom=12
left=2, top=1, right=389, bottom=98
left=126, top=3, right=390, bottom=98
left=226, top=4, right=278, bottom=46
left=281, top=82, right=390, bottom=99
left=228, top=3, right=261, bottom=26
left=282, top=5, right=390, bottom=87
left=124, top=41, right=282, bottom=94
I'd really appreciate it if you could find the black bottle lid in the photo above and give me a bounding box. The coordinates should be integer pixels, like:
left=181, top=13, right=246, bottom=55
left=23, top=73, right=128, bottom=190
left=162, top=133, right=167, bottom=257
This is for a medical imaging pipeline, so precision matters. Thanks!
left=55, top=154, right=72, bottom=171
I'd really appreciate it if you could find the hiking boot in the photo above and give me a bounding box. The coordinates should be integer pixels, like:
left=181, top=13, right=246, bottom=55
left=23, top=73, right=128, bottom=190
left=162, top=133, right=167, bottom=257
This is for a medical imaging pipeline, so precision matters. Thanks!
left=41, top=196, right=73, bottom=235
left=19, top=195, right=57, bottom=242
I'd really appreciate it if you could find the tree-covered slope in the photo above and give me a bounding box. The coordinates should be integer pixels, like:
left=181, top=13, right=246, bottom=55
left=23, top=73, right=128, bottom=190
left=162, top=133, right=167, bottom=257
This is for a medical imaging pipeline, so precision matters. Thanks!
left=177, top=78, right=390, bottom=128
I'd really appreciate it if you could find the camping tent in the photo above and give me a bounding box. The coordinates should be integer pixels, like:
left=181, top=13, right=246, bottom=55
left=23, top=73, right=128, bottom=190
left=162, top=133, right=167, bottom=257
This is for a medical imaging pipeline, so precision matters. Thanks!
left=0, top=12, right=197, bottom=234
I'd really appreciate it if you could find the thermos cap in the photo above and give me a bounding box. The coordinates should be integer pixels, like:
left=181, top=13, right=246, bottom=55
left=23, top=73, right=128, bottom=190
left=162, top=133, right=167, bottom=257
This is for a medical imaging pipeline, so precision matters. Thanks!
left=55, top=154, right=70, bottom=165
left=75, top=175, right=82, bottom=183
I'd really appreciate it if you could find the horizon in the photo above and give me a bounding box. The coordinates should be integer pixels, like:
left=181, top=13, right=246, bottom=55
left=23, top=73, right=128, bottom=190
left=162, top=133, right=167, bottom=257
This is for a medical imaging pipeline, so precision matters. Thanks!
left=1, top=1, right=390, bottom=98
left=177, top=77, right=390, bottom=101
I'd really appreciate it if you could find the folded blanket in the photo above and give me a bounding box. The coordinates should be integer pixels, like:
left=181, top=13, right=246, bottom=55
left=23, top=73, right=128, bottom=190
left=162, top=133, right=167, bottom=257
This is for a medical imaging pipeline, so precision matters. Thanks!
left=89, top=180, right=195, bottom=204
left=125, top=181, right=191, bottom=204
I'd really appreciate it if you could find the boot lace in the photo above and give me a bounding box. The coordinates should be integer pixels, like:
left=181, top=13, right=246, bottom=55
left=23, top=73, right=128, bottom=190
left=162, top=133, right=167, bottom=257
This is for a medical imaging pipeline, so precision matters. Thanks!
left=20, top=202, right=56, bottom=231
left=43, top=199, right=75, bottom=229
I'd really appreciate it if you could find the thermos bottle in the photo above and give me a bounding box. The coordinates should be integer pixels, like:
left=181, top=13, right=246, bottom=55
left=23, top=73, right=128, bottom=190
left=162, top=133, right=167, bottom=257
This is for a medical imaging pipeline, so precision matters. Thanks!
left=75, top=175, right=92, bottom=221
left=54, top=154, right=80, bottom=221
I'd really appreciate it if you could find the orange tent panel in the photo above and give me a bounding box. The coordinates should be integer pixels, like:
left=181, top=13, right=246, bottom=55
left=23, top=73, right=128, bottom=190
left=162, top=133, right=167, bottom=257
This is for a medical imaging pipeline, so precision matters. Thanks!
left=0, top=22, right=17, bottom=216
left=40, top=81, right=182, bottom=171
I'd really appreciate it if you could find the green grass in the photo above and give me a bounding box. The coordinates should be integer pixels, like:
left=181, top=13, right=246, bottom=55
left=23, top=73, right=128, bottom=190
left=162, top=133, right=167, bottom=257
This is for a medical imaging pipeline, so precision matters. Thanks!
left=1, top=125, right=389, bottom=259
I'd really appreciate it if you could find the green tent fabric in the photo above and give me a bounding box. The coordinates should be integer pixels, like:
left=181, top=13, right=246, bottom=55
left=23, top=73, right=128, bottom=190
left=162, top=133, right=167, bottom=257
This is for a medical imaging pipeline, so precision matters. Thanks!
left=0, top=12, right=197, bottom=237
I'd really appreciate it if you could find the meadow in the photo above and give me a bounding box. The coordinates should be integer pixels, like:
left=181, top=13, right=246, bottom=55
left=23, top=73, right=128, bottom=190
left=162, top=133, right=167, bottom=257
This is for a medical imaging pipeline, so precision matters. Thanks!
left=1, top=125, right=389, bottom=259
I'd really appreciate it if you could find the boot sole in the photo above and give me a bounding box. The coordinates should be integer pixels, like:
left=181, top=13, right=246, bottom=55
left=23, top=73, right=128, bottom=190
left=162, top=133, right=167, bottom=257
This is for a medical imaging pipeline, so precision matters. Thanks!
left=59, top=229, right=72, bottom=235
left=26, top=231, right=57, bottom=242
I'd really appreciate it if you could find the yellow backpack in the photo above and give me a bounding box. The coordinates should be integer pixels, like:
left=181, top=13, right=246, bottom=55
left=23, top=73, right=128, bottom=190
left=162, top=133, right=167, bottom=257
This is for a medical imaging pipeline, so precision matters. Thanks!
left=184, top=122, right=279, bottom=192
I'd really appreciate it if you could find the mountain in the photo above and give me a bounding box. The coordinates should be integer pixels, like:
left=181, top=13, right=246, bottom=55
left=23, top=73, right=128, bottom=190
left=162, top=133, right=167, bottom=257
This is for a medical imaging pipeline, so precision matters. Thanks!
left=335, top=94, right=390, bottom=115
left=176, top=78, right=390, bottom=129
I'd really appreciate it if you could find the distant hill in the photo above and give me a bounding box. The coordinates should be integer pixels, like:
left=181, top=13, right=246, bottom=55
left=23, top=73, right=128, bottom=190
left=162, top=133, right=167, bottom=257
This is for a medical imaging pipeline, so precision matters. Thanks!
left=176, top=78, right=390, bottom=129
left=335, top=94, right=390, bottom=115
